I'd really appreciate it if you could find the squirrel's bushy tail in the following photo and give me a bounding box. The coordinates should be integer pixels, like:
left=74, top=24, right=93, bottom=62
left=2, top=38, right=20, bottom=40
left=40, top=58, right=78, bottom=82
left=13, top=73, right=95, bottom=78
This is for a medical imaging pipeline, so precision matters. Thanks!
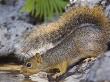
left=59, top=6, right=110, bottom=42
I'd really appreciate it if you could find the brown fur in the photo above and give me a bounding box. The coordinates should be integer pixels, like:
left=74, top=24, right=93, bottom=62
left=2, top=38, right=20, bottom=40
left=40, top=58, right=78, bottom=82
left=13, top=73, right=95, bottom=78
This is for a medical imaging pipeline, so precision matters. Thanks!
left=20, top=6, right=110, bottom=77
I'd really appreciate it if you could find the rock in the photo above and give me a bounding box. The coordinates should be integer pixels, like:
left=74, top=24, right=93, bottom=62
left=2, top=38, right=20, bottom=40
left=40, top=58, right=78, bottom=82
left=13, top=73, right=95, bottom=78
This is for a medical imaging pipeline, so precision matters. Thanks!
left=0, top=20, right=33, bottom=56
left=67, top=0, right=110, bottom=19
left=105, top=5, right=110, bottom=18
left=30, top=72, right=49, bottom=82
left=85, top=51, right=110, bottom=82
left=0, top=0, right=34, bottom=57
left=52, top=52, right=110, bottom=82
left=0, top=0, right=17, bottom=5
left=0, top=72, right=24, bottom=82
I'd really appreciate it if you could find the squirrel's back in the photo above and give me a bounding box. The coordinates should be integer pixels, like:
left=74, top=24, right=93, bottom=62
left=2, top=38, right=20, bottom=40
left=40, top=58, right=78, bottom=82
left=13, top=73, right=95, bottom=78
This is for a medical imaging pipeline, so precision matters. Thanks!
left=42, top=24, right=107, bottom=66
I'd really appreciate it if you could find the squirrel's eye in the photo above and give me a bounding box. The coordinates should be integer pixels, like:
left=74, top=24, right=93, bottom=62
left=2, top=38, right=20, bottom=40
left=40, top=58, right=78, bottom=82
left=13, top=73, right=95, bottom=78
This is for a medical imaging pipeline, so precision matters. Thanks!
left=26, top=62, right=32, bottom=68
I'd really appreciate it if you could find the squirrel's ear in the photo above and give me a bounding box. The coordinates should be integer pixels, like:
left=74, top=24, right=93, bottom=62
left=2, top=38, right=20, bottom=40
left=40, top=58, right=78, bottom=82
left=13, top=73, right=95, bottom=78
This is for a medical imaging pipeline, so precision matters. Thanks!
left=35, top=53, right=42, bottom=63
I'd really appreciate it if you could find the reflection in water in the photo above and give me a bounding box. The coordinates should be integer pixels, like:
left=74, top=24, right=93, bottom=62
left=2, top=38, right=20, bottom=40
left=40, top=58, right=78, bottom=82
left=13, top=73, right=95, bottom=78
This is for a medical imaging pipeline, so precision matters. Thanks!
left=23, top=79, right=35, bottom=82
left=0, top=72, right=36, bottom=82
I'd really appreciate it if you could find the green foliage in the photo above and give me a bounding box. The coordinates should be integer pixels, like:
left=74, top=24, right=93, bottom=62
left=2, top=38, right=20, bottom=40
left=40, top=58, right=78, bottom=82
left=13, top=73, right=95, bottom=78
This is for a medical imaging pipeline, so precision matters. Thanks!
left=21, top=0, right=68, bottom=21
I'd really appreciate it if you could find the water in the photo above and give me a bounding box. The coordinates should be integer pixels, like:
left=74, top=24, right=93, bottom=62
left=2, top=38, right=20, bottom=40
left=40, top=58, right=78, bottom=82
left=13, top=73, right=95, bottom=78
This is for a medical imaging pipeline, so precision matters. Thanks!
left=0, top=72, right=48, bottom=82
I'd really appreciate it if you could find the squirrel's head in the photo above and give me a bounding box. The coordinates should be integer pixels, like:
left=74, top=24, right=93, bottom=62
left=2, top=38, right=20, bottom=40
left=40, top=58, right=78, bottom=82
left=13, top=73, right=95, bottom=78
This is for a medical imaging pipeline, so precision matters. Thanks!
left=20, top=53, right=45, bottom=76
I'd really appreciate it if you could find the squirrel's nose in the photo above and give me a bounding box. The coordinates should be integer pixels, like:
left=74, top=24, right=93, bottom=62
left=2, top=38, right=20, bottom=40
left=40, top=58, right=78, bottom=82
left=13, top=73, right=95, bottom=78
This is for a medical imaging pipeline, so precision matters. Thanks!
left=21, top=72, right=31, bottom=77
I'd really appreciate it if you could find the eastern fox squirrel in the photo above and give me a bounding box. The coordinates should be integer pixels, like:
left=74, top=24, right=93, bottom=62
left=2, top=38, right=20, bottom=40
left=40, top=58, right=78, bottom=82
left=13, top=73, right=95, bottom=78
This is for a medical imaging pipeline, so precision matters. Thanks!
left=16, top=6, right=110, bottom=77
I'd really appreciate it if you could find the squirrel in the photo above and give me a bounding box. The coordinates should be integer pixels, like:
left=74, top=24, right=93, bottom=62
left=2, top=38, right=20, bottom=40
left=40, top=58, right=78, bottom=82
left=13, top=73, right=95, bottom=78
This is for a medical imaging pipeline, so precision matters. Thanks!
left=16, top=6, right=110, bottom=77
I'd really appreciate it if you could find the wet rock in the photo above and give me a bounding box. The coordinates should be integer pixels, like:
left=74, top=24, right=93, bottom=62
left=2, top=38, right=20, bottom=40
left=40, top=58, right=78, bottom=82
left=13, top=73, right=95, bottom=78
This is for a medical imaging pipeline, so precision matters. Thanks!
left=0, top=72, right=24, bottom=82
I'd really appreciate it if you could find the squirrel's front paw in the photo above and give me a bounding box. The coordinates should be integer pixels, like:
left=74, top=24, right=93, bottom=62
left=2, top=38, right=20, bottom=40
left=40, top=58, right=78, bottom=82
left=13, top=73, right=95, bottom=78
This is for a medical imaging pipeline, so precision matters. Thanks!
left=52, top=73, right=62, bottom=79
